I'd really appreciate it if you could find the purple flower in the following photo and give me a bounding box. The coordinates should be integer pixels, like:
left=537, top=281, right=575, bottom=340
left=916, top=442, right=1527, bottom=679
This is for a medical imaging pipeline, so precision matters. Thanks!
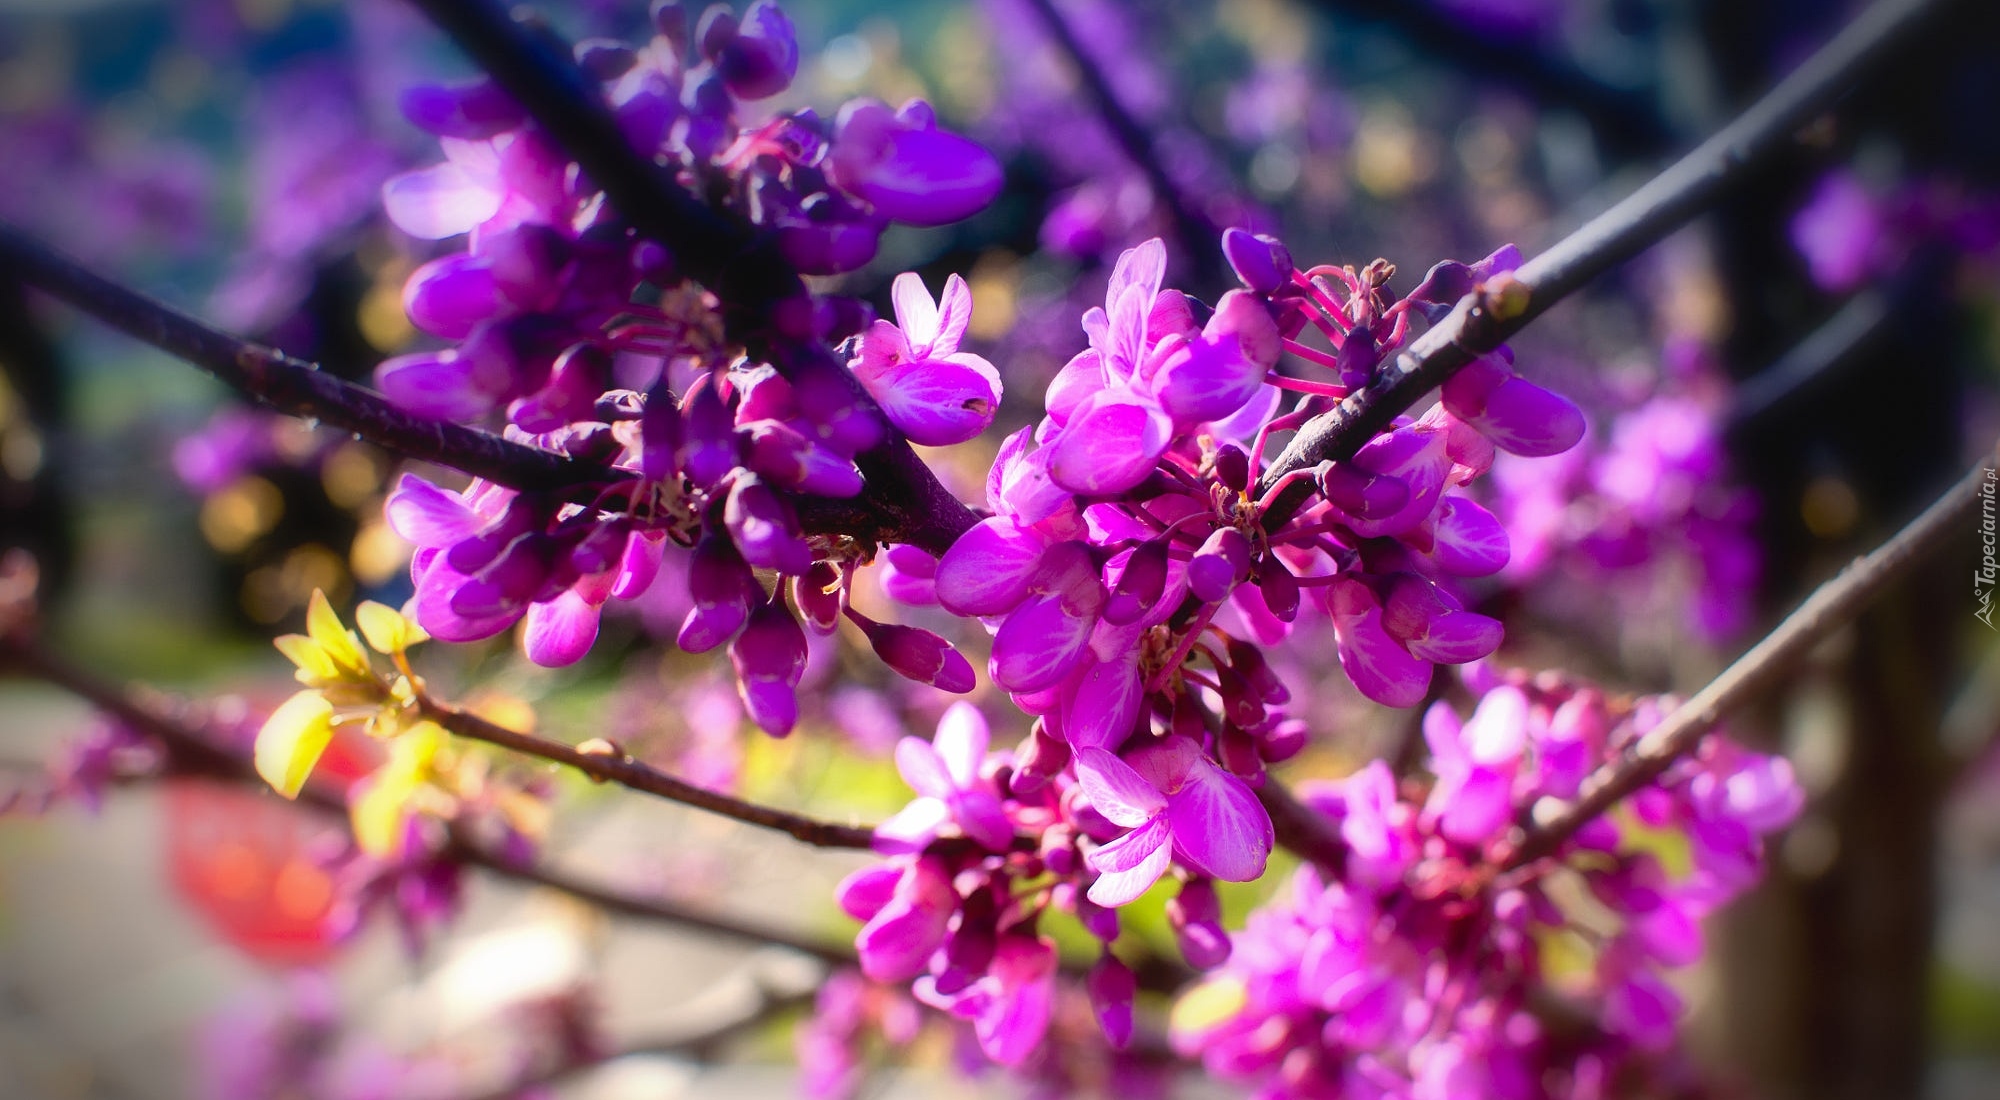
left=850, top=272, right=1003, bottom=446
left=842, top=856, right=956, bottom=983
left=876, top=702, right=1015, bottom=853
left=1075, top=737, right=1274, bottom=906
left=914, top=932, right=1058, bottom=1067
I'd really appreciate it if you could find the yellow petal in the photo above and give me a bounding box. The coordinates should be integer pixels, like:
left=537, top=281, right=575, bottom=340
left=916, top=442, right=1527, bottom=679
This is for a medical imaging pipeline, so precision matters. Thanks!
left=348, top=771, right=415, bottom=858
left=1168, top=977, right=1249, bottom=1044
left=305, top=589, right=371, bottom=677
left=355, top=600, right=428, bottom=654
left=273, top=634, right=340, bottom=685
left=254, top=690, right=336, bottom=799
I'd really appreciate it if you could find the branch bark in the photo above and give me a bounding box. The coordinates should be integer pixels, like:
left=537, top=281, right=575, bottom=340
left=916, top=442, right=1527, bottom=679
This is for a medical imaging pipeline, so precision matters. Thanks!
left=413, top=695, right=877, bottom=849
left=1496, top=448, right=1996, bottom=870
left=1017, top=0, right=1222, bottom=287
left=1254, top=0, right=1956, bottom=530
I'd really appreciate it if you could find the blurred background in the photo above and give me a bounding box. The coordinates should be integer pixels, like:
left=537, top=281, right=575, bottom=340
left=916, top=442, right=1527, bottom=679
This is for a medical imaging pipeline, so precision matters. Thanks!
left=2, top=0, right=1999, bottom=1097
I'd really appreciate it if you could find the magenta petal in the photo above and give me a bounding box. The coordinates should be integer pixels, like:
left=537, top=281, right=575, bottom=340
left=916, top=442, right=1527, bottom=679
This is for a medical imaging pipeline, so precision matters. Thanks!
left=1431, top=497, right=1511, bottom=576
left=1086, top=817, right=1173, bottom=907
left=1447, top=367, right=1588, bottom=458
left=873, top=797, right=950, bottom=854
left=1405, top=609, right=1505, bottom=665
left=855, top=863, right=954, bottom=982
left=521, top=589, right=602, bottom=667
left=1330, top=579, right=1432, bottom=708
left=889, top=271, right=941, bottom=351
left=1438, top=765, right=1513, bottom=845
left=375, top=351, right=502, bottom=421
left=932, top=273, right=974, bottom=356
left=867, top=354, right=1001, bottom=446
left=1044, top=349, right=1107, bottom=428
left=894, top=737, right=954, bottom=799
left=1046, top=389, right=1171, bottom=495
left=934, top=517, right=1045, bottom=616
left=1061, top=651, right=1144, bottom=750
left=1166, top=763, right=1274, bottom=882
left=385, top=474, right=482, bottom=547
left=381, top=162, right=500, bottom=239
left=950, top=790, right=1015, bottom=852
left=990, top=592, right=1097, bottom=692
left=1074, top=748, right=1169, bottom=826
left=402, top=255, right=504, bottom=340
left=933, top=701, right=991, bottom=787
left=974, top=938, right=1057, bottom=1067
left=835, top=862, right=902, bottom=921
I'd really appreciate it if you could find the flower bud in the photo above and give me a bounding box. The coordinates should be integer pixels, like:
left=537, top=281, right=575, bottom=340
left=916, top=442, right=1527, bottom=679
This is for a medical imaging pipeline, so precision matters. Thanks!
left=792, top=561, right=845, bottom=634
left=724, top=474, right=812, bottom=575
left=1188, top=526, right=1251, bottom=603
left=1104, top=539, right=1168, bottom=625
left=863, top=619, right=976, bottom=694
left=1087, top=952, right=1138, bottom=1050
left=1222, top=228, right=1294, bottom=295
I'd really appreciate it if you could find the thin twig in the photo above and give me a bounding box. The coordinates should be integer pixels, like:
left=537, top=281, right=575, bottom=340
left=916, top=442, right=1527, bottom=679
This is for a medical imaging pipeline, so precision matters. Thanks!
left=415, top=695, right=878, bottom=850
left=0, top=224, right=605, bottom=495
left=454, top=985, right=820, bottom=1100
left=1307, top=0, right=1673, bottom=156
left=1726, top=289, right=1890, bottom=432
left=1016, top=0, right=1222, bottom=286
left=0, top=632, right=871, bottom=955
left=1254, top=0, right=1956, bottom=530
left=1497, top=448, right=1996, bottom=869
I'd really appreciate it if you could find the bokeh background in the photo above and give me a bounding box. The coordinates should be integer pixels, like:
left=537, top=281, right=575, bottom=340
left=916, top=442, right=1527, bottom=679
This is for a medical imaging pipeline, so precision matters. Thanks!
left=3, top=0, right=1999, bottom=1097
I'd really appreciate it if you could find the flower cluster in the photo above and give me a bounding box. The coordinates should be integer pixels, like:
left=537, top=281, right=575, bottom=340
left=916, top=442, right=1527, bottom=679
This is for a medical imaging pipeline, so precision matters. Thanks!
left=1491, top=382, right=1761, bottom=643
left=846, top=236, right=1586, bottom=1005
left=835, top=701, right=1242, bottom=1066
left=376, top=0, right=1000, bottom=425
left=1169, top=666, right=1802, bottom=1099
left=369, top=0, right=1006, bottom=732
left=1789, top=167, right=2000, bottom=293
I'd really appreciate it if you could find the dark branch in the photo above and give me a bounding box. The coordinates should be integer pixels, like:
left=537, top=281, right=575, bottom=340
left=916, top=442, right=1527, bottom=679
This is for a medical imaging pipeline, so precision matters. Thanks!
left=1307, top=0, right=1674, bottom=156
left=1726, top=290, right=1890, bottom=433
left=0, top=223, right=607, bottom=495
left=415, top=695, right=879, bottom=850
left=1017, top=0, right=1223, bottom=287
left=1254, top=0, right=1955, bottom=530
left=0, top=630, right=874, bottom=955
left=1497, top=448, right=1996, bottom=869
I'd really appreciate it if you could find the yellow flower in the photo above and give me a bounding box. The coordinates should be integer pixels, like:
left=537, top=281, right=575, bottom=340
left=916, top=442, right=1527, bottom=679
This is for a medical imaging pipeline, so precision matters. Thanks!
left=254, top=690, right=337, bottom=799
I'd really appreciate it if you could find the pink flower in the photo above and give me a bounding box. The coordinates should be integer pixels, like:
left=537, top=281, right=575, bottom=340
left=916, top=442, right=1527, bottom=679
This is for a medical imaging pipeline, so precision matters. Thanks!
left=875, top=702, right=1014, bottom=853
left=915, top=933, right=1058, bottom=1067
left=1075, top=737, right=1274, bottom=907
left=850, top=272, right=1003, bottom=446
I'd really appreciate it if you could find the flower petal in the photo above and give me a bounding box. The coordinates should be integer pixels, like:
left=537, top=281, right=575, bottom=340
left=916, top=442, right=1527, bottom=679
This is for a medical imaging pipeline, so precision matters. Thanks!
left=890, top=271, right=941, bottom=351
left=1166, top=762, right=1274, bottom=882
left=1074, top=748, right=1169, bottom=826
left=933, top=700, right=991, bottom=788
left=381, top=162, right=501, bottom=239
left=1086, top=817, right=1173, bottom=907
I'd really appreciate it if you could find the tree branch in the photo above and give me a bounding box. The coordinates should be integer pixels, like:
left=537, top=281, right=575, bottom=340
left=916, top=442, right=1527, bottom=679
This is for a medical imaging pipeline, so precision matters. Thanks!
left=414, top=695, right=878, bottom=850
left=0, top=630, right=873, bottom=956
left=1254, top=0, right=1956, bottom=530
left=0, top=223, right=606, bottom=495
left=1496, top=448, right=1996, bottom=870
left=1016, top=0, right=1222, bottom=286
left=1306, top=0, right=1673, bottom=156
